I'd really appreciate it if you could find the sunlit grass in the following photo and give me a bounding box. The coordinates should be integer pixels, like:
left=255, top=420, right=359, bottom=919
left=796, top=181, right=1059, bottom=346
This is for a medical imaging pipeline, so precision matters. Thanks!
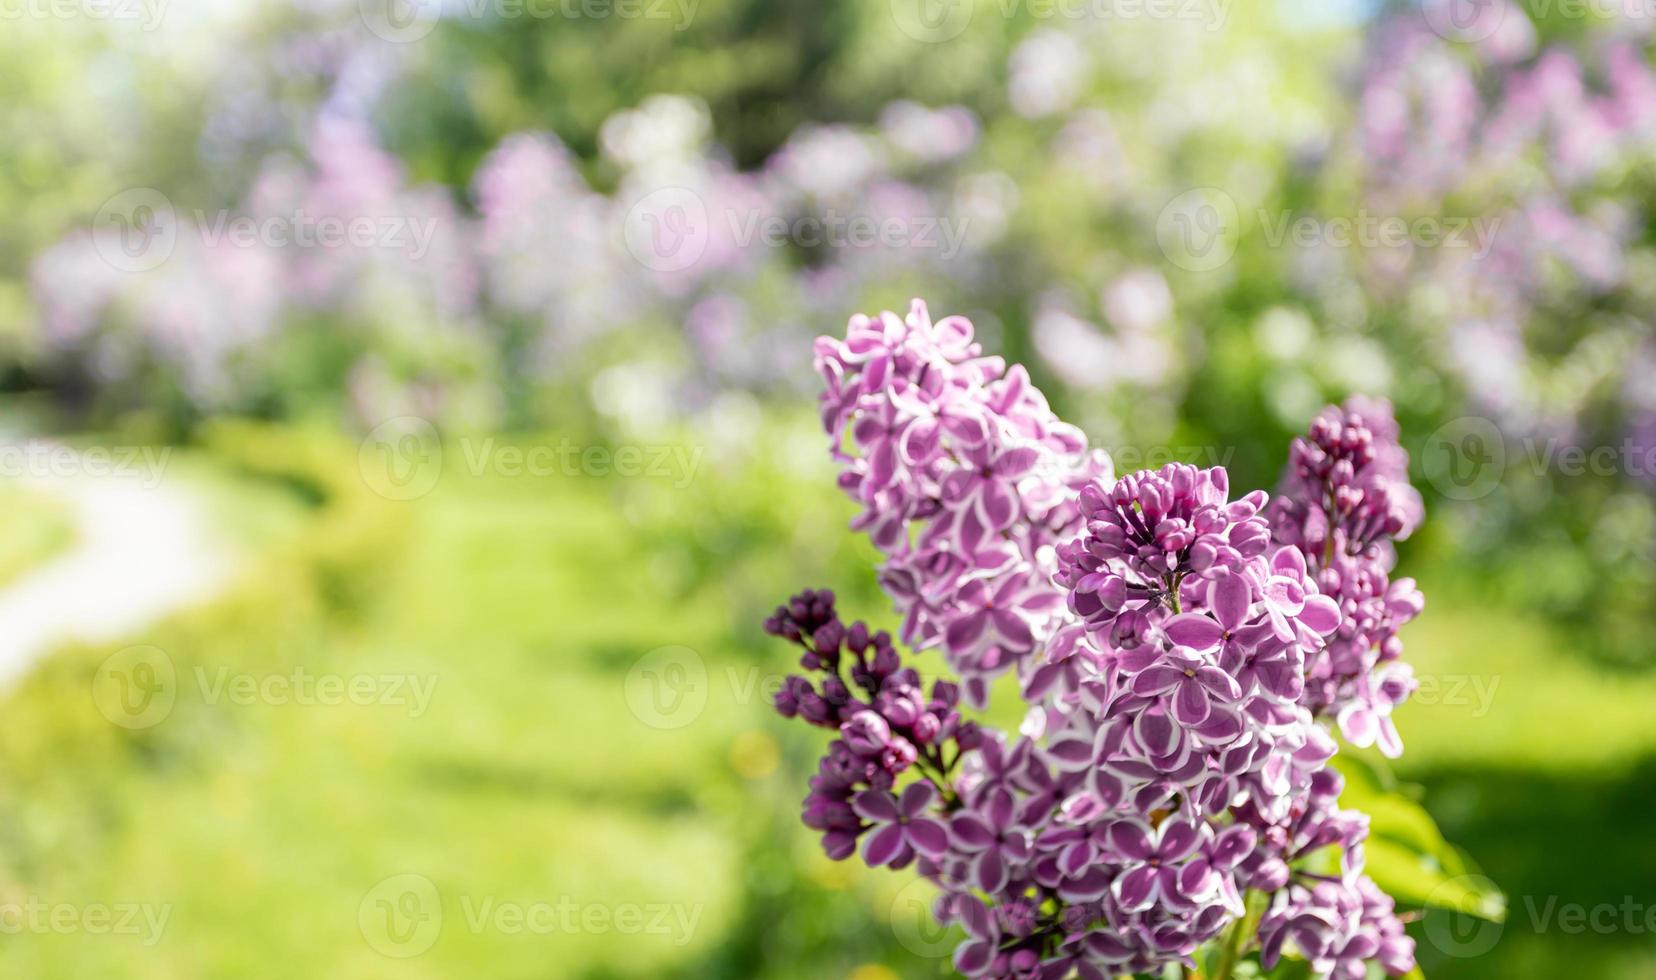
left=0, top=486, right=75, bottom=588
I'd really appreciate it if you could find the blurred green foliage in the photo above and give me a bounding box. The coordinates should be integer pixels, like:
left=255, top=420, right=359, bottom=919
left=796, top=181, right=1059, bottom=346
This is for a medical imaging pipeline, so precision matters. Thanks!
left=0, top=421, right=1645, bottom=976
left=0, top=2, right=1651, bottom=978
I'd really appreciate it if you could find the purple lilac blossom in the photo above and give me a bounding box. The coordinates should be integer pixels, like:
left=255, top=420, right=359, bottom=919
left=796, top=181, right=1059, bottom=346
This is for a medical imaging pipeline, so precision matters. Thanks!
left=1268, top=398, right=1424, bottom=757
left=879, top=102, right=980, bottom=163
left=472, top=131, right=634, bottom=340
left=1351, top=7, right=1656, bottom=439
left=813, top=299, right=1109, bottom=706
left=767, top=302, right=1420, bottom=979
left=31, top=115, right=480, bottom=414
left=31, top=84, right=1006, bottom=424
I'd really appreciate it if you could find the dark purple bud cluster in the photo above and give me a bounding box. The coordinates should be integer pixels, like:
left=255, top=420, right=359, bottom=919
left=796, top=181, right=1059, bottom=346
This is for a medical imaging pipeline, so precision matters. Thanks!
left=765, top=588, right=974, bottom=864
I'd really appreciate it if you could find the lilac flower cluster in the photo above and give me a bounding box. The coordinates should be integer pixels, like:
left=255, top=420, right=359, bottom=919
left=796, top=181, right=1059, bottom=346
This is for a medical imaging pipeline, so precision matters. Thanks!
left=815, top=299, right=1110, bottom=707
left=1268, top=399, right=1425, bottom=757
left=770, top=303, right=1424, bottom=978
left=1326, top=2, right=1656, bottom=667
left=31, top=115, right=479, bottom=414
left=1348, top=4, right=1656, bottom=442
left=30, top=65, right=992, bottom=426
left=764, top=588, right=978, bottom=864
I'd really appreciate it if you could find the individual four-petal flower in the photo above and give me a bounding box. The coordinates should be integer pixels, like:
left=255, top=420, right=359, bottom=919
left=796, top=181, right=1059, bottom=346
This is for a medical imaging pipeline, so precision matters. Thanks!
left=852, top=782, right=950, bottom=866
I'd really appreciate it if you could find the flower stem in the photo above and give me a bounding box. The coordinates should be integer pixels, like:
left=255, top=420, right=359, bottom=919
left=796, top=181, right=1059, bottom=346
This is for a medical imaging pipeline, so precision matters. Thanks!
left=1321, top=481, right=1338, bottom=569
left=907, top=742, right=962, bottom=807
left=1213, top=889, right=1266, bottom=979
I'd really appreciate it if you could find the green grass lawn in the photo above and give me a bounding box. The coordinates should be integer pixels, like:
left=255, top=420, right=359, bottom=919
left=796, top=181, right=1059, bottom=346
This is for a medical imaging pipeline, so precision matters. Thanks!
left=0, top=485, right=75, bottom=589
left=0, top=427, right=798, bottom=979
left=1390, top=599, right=1656, bottom=980
left=0, top=425, right=1651, bottom=978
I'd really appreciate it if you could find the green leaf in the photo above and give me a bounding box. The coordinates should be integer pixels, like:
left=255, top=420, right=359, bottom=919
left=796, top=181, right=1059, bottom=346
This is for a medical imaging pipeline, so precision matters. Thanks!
left=1330, top=755, right=1505, bottom=922
left=1255, top=955, right=1313, bottom=979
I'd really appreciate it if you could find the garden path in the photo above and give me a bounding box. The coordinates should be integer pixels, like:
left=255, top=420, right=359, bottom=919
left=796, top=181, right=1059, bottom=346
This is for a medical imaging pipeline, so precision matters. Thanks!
left=0, top=442, right=232, bottom=685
